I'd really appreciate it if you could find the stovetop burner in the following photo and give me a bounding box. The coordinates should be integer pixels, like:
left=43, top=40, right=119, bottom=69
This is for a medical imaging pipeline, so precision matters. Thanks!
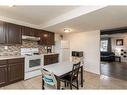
left=21, top=48, right=40, bottom=56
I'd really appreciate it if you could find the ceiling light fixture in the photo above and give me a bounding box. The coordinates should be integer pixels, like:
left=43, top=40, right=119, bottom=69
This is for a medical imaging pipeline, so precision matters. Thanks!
left=64, top=28, right=71, bottom=33
left=8, top=4, right=14, bottom=7
left=8, top=0, right=15, bottom=7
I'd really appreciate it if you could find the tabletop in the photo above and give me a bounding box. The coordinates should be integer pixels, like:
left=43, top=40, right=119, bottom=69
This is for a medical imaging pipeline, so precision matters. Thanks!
left=42, top=61, right=83, bottom=76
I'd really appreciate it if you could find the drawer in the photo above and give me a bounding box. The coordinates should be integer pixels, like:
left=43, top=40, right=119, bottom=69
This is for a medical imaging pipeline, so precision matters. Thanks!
left=44, top=54, right=58, bottom=58
left=44, top=55, right=51, bottom=58
left=8, top=58, right=24, bottom=64
left=0, top=60, right=7, bottom=65
left=44, top=54, right=59, bottom=65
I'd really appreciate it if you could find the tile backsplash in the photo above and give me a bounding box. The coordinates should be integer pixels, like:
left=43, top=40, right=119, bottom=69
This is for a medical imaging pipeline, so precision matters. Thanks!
left=0, top=40, right=47, bottom=56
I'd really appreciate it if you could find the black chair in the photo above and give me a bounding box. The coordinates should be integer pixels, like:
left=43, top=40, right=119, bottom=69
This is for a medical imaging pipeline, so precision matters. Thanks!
left=61, top=62, right=81, bottom=89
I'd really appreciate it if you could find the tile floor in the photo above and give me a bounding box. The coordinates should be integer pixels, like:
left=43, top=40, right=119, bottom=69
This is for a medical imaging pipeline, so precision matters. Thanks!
left=0, top=71, right=127, bottom=90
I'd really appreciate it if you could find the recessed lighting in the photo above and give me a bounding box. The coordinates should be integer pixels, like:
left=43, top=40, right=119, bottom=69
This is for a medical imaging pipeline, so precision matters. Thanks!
left=8, top=4, right=15, bottom=7
left=64, top=28, right=71, bottom=33
left=8, top=1, right=15, bottom=7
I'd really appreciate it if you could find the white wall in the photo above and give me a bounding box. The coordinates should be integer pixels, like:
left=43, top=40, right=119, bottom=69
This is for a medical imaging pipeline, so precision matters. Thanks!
left=111, top=34, right=127, bottom=62
left=55, top=33, right=63, bottom=41
left=64, top=30, right=100, bottom=74
left=111, top=35, right=127, bottom=53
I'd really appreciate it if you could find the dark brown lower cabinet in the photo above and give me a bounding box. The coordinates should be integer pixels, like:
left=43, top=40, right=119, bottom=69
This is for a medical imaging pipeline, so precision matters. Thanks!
left=0, top=60, right=7, bottom=87
left=8, top=61, right=24, bottom=84
left=44, top=54, right=59, bottom=65
left=0, top=58, right=24, bottom=87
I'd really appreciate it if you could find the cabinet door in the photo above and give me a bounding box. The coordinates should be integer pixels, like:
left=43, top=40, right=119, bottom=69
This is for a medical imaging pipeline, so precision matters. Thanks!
left=44, top=54, right=59, bottom=65
left=0, top=21, right=6, bottom=44
left=44, top=55, right=51, bottom=65
left=22, top=26, right=35, bottom=36
left=39, top=31, right=55, bottom=46
left=45, top=32, right=55, bottom=46
left=8, top=59, right=24, bottom=84
left=48, top=32, right=55, bottom=45
left=22, top=26, right=30, bottom=36
left=38, top=31, right=49, bottom=45
left=32, top=28, right=40, bottom=37
left=6, top=23, right=22, bottom=44
left=22, top=26, right=41, bottom=37
left=52, top=54, right=59, bottom=63
left=0, top=60, right=7, bottom=87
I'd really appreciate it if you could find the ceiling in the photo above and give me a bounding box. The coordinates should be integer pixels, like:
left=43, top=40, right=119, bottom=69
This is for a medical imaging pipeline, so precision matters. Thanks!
left=0, top=6, right=127, bottom=34
left=44, top=6, right=127, bottom=33
left=0, top=6, right=78, bottom=25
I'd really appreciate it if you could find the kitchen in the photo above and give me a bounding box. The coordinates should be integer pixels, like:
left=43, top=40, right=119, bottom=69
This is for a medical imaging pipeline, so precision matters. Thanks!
left=0, top=5, right=127, bottom=90
left=0, top=20, right=70, bottom=87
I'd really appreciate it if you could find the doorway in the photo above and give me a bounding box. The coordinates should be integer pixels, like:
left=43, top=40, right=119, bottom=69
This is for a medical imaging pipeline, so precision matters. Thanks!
left=100, top=29, right=127, bottom=80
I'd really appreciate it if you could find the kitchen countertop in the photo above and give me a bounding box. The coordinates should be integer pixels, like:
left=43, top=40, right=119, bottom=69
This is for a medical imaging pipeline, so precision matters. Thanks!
left=0, top=55, right=25, bottom=60
left=41, top=53, right=59, bottom=55
left=0, top=53, right=59, bottom=60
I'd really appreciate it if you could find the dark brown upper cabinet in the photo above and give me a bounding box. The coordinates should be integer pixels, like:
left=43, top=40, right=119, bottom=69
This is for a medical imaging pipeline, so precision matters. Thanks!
left=6, top=23, right=22, bottom=44
left=0, top=21, right=22, bottom=45
left=38, top=30, right=55, bottom=46
left=48, top=32, right=55, bottom=45
left=0, top=21, right=6, bottom=44
left=22, top=26, right=34, bottom=36
left=0, top=20, right=54, bottom=46
left=31, top=28, right=40, bottom=37
left=38, top=30, right=49, bottom=45
left=22, top=26, right=40, bottom=37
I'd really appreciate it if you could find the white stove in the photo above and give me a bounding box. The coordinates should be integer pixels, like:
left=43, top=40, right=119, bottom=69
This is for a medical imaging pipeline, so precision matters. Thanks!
left=21, top=48, right=42, bottom=80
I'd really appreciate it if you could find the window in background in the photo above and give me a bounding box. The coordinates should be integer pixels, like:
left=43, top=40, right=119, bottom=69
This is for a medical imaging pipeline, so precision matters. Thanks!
left=100, top=40, right=108, bottom=52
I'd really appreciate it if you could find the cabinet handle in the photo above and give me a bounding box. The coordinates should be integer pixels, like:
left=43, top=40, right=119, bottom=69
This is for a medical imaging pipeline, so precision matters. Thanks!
left=8, top=67, right=10, bottom=72
left=5, top=68, right=7, bottom=72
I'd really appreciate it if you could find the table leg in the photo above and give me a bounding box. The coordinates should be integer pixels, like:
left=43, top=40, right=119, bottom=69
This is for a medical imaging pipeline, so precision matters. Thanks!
left=56, top=77, right=61, bottom=89
left=119, top=57, right=121, bottom=62
left=42, top=76, right=45, bottom=89
left=81, top=66, right=83, bottom=87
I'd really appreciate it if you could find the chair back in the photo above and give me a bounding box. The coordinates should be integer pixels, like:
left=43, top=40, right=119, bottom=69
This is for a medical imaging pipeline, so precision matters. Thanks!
left=41, top=69, right=57, bottom=88
left=71, top=62, right=81, bottom=81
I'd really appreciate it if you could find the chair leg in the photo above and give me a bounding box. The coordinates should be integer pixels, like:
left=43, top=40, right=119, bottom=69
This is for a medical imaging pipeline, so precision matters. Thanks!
left=67, top=82, right=69, bottom=86
left=70, top=83, right=72, bottom=90
left=42, top=79, right=45, bottom=89
left=64, top=82, right=66, bottom=87
left=76, top=80, right=79, bottom=89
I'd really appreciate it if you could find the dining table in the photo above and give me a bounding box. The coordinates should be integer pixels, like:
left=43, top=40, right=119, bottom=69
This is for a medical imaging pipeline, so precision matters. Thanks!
left=42, top=61, right=84, bottom=89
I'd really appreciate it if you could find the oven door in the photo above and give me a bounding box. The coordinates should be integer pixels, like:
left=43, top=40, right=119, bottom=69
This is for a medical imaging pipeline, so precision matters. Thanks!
left=25, top=56, right=42, bottom=72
